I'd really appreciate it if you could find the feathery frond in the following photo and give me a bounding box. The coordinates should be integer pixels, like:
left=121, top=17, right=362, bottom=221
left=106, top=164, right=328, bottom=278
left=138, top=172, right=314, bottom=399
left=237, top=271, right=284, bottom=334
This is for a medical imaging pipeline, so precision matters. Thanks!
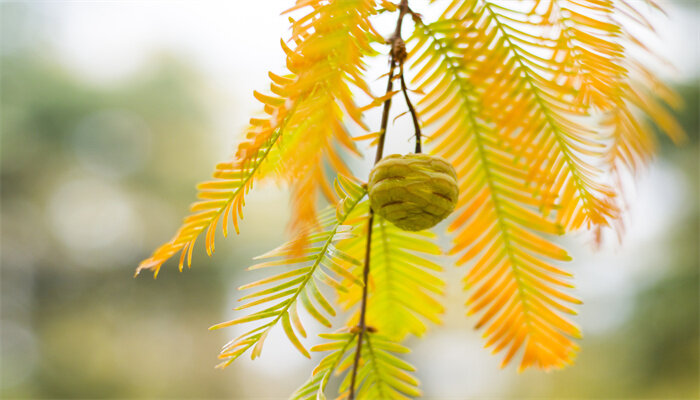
left=271, top=0, right=381, bottom=238
left=293, top=331, right=420, bottom=400
left=545, top=0, right=626, bottom=111
left=409, top=9, right=582, bottom=370
left=136, top=112, right=293, bottom=277
left=209, top=176, right=366, bottom=367
left=603, top=1, right=685, bottom=176
left=334, top=212, right=445, bottom=341
left=338, top=333, right=421, bottom=399
left=476, top=1, right=618, bottom=230
left=291, top=331, right=359, bottom=400
left=403, top=0, right=681, bottom=372
left=137, top=0, right=381, bottom=275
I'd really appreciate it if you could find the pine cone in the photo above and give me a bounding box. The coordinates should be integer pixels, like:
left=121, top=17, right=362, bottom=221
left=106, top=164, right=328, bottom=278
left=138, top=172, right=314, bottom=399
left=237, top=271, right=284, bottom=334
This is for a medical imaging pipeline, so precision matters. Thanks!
left=368, top=153, right=459, bottom=231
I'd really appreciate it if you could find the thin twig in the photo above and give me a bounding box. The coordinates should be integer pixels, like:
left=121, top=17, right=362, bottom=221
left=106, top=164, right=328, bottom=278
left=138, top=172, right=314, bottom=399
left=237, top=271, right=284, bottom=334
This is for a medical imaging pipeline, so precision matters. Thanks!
left=399, top=64, right=422, bottom=153
left=348, top=211, right=374, bottom=399
left=349, top=59, right=393, bottom=400
left=374, top=61, right=397, bottom=164
left=348, top=1, right=410, bottom=399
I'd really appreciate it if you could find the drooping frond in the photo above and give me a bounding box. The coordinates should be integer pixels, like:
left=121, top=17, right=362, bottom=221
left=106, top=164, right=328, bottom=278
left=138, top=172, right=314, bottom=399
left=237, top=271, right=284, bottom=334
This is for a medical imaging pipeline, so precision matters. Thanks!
left=337, top=213, right=445, bottom=341
left=293, top=331, right=420, bottom=400
left=540, top=0, right=650, bottom=174
left=209, top=176, right=367, bottom=367
left=472, top=1, right=618, bottom=230
left=543, top=0, right=626, bottom=111
left=291, top=331, right=358, bottom=400
left=338, top=333, right=421, bottom=399
left=409, top=15, right=581, bottom=370
left=602, top=1, right=685, bottom=176
left=270, top=0, right=382, bottom=238
left=137, top=0, right=381, bottom=275
left=136, top=109, right=293, bottom=277
left=537, top=1, right=684, bottom=178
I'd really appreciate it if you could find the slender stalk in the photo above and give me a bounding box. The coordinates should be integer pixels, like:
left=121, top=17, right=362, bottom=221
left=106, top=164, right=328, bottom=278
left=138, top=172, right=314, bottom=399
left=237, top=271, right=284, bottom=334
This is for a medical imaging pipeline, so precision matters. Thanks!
left=399, top=64, right=422, bottom=153
left=347, top=212, right=374, bottom=399
left=348, top=65, right=392, bottom=400
left=374, top=62, right=397, bottom=164
left=348, top=2, right=410, bottom=399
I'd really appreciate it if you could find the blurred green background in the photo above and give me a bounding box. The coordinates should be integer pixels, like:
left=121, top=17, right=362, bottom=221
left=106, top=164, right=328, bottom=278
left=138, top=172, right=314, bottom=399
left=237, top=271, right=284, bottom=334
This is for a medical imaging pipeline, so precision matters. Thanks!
left=1, top=1, right=698, bottom=399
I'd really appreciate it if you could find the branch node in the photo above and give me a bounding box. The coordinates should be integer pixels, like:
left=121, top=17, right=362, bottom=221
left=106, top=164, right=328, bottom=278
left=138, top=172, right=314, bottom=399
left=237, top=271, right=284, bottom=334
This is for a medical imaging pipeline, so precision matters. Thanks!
left=391, top=37, right=407, bottom=65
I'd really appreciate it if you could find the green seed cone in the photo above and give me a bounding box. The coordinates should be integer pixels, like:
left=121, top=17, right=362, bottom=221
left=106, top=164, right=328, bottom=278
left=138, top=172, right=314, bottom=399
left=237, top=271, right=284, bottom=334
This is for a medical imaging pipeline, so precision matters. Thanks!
left=368, top=153, right=459, bottom=231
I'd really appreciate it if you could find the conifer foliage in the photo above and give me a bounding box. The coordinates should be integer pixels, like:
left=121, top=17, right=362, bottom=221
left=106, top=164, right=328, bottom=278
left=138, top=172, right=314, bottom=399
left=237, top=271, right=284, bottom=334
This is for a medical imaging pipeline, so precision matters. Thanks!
left=138, top=0, right=682, bottom=397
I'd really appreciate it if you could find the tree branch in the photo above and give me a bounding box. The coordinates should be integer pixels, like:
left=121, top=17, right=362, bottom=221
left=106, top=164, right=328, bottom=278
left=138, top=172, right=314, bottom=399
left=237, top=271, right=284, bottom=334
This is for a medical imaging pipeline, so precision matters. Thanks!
left=348, top=1, right=410, bottom=399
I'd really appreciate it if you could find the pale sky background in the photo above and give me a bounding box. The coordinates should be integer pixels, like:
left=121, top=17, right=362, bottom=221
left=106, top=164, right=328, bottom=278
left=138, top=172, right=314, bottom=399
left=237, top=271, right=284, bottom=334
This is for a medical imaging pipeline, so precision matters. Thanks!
left=4, top=0, right=698, bottom=398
